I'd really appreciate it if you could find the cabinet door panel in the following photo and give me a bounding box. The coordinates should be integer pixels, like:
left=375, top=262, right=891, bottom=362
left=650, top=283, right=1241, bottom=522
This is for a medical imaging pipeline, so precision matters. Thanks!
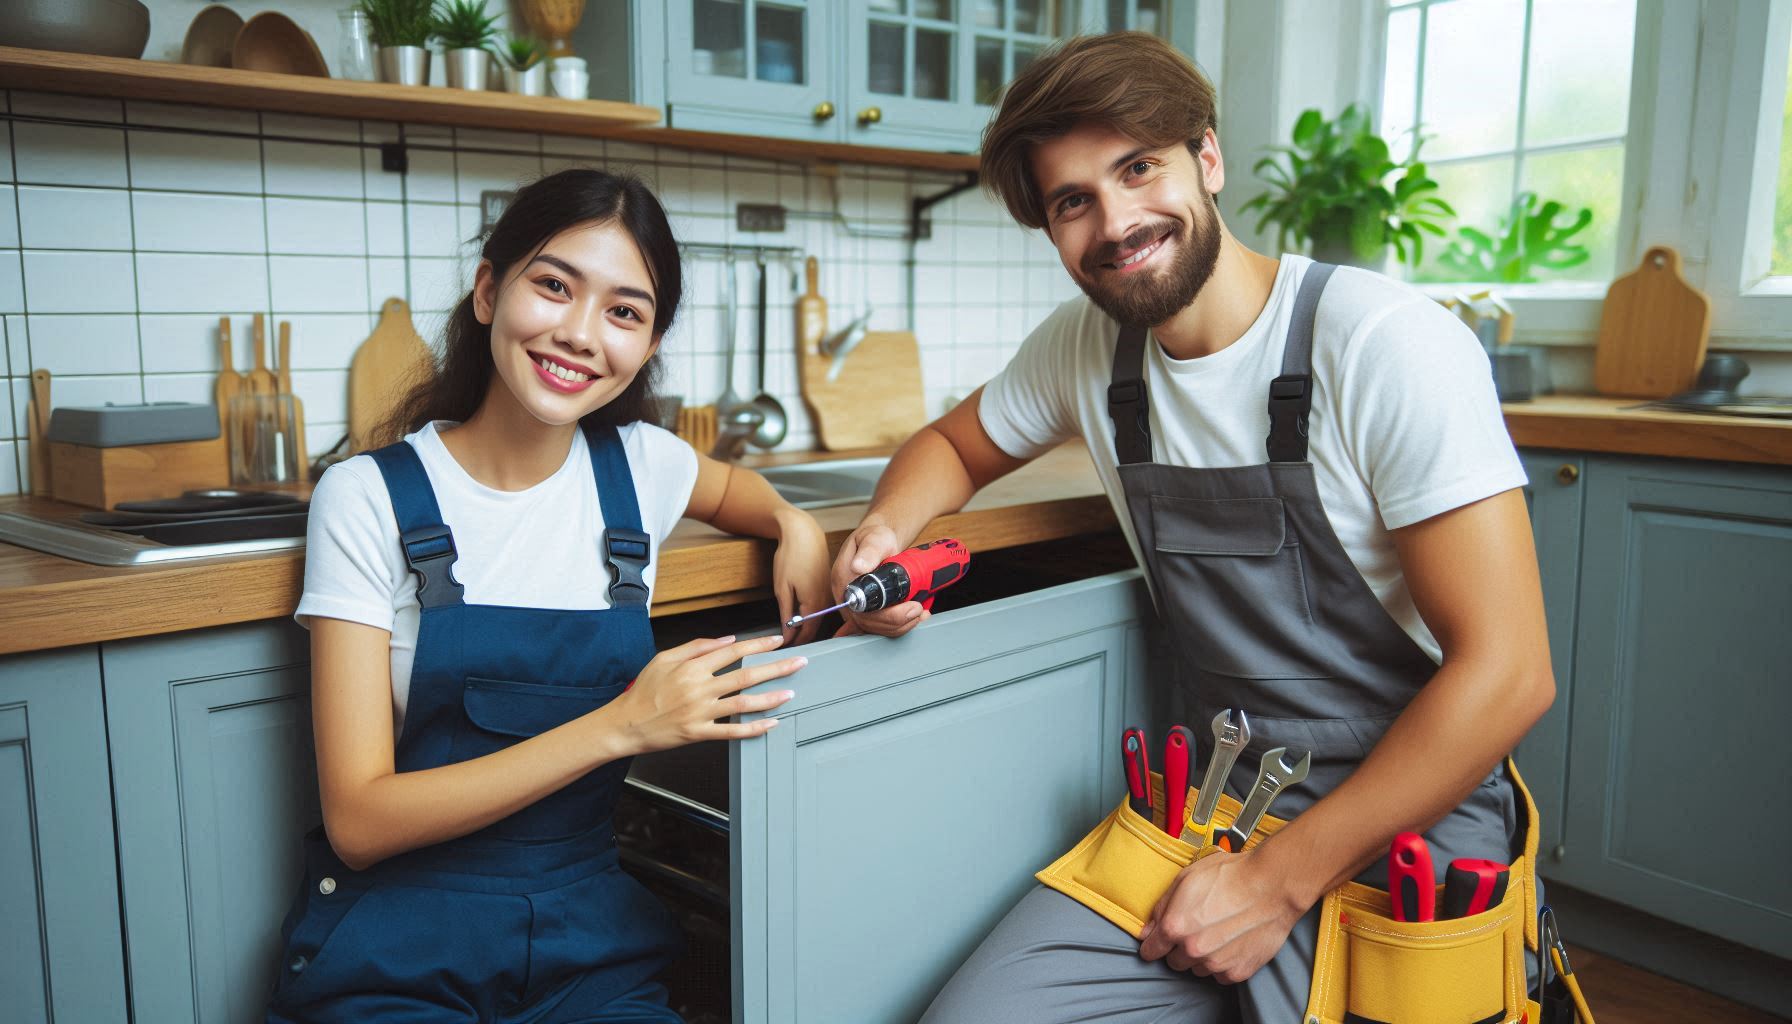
left=1561, top=459, right=1792, bottom=957
left=732, top=570, right=1151, bottom=1024
left=1514, top=450, right=1585, bottom=866
left=0, top=646, right=128, bottom=1024
left=666, top=0, right=842, bottom=142
left=104, top=621, right=316, bottom=1024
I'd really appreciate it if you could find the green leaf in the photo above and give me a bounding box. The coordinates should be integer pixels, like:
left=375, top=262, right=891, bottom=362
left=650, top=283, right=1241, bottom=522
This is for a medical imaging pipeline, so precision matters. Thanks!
left=1291, top=109, right=1325, bottom=150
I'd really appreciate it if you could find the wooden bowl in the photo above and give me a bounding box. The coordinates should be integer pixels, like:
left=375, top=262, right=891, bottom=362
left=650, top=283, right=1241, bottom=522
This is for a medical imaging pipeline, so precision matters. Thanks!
left=231, top=11, right=330, bottom=77
left=180, top=4, right=243, bottom=67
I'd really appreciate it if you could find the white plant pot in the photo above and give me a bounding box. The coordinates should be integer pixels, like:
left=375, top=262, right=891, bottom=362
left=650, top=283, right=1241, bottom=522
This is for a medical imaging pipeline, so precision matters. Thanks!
left=445, top=47, right=491, bottom=90
left=503, top=64, right=546, bottom=96
left=378, top=45, right=430, bottom=86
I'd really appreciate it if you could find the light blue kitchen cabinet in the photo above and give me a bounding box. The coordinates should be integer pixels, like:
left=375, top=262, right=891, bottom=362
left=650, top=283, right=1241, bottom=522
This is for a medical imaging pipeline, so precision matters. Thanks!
left=1512, top=449, right=1587, bottom=867
left=0, top=645, right=128, bottom=1024
left=1552, top=456, right=1792, bottom=959
left=731, top=569, right=1152, bottom=1024
left=101, top=620, right=317, bottom=1024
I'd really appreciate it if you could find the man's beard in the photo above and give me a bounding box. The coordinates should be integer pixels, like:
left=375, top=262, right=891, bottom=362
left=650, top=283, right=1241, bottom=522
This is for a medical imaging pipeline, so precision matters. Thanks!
left=1075, top=196, right=1222, bottom=329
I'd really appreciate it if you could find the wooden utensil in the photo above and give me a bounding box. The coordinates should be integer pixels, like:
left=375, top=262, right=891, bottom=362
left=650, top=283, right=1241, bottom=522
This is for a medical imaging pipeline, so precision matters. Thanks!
left=675, top=404, right=717, bottom=455
left=278, top=320, right=308, bottom=474
left=799, top=330, right=927, bottom=450
left=214, top=317, right=243, bottom=414
left=1594, top=245, right=1712, bottom=398
left=26, top=368, right=51, bottom=496
left=247, top=314, right=277, bottom=398
left=231, top=12, right=330, bottom=77
left=797, top=256, right=828, bottom=356
left=349, top=298, right=434, bottom=452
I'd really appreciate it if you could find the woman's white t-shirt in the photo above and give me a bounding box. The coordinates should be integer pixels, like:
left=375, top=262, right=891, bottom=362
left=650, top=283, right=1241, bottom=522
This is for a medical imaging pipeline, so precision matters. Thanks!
left=295, top=420, right=700, bottom=735
left=978, top=255, right=1526, bottom=664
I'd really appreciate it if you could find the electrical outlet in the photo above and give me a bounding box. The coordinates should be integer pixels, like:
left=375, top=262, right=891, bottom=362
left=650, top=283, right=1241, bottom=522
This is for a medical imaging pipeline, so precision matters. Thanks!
left=736, top=203, right=787, bottom=232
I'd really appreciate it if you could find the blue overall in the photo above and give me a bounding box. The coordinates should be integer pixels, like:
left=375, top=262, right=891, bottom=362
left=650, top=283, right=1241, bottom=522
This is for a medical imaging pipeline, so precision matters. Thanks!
left=267, top=421, right=683, bottom=1024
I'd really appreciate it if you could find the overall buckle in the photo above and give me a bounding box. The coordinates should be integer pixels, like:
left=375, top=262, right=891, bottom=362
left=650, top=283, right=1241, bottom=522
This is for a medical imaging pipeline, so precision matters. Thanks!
left=400, top=524, right=464, bottom=607
left=1265, top=374, right=1311, bottom=462
left=603, top=527, right=652, bottom=608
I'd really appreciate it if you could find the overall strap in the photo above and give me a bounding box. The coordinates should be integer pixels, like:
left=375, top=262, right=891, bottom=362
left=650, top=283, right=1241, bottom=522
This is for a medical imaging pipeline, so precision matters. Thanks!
left=368, top=440, right=465, bottom=608
left=581, top=420, right=651, bottom=609
left=1106, top=323, right=1153, bottom=466
left=1266, top=262, right=1337, bottom=463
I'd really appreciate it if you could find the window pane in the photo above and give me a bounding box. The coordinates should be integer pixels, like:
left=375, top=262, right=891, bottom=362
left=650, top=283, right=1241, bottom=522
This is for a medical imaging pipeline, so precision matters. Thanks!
left=1521, top=144, right=1624, bottom=282
left=1015, top=0, right=1058, bottom=35
left=1413, top=156, right=1514, bottom=282
left=1526, top=0, right=1634, bottom=146
left=1134, top=0, right=1165, bottom=36
left=915, top=0, right=953, bottom=20
left=693, top=0, right=746, bottom=78
left=754, top=4, right=805, bottom=84
left=869, top=21, right=905, bottom=95
left=869, top=0, right=904, bottom=12
left=1420, top=0, right=1524, bottom=159
left=976, top=0, right=1003, bottom=28
left=976, top=35, right=1005, bottom=105
left=1108, top=0, right=1127, bottom=32
left=1775, top=40, right=1792, bottom=276
left=1380, top=7, right=1420, bottom=159
left=915, top=26, right=954, bottom=99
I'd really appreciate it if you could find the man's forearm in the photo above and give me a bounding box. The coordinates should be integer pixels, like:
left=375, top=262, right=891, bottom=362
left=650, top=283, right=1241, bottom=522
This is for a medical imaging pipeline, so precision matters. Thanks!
left=860, top=425, right=980, bottom=544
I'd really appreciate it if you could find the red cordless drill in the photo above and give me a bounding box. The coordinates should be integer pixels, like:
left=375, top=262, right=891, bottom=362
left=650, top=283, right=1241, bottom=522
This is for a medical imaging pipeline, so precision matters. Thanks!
left=784, top=538, right=971, bottom=628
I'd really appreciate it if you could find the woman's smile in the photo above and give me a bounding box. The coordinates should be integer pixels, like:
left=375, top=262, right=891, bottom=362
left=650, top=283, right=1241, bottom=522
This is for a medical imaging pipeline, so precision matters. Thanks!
left=529, top=350, right=602, bottom=393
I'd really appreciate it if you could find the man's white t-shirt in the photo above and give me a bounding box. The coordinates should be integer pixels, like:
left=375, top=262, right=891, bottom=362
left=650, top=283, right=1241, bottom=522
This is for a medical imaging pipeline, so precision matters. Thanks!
left=295, top=420, right=700, bottom=735
left=979, top=254, right=1526, bottom=663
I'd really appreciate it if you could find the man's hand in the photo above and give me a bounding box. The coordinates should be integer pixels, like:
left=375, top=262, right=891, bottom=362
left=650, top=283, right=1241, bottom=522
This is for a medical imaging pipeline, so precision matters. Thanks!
left=1137, top=848, right=1308, bottom=983
left=829, top=516, right=929, bottom=638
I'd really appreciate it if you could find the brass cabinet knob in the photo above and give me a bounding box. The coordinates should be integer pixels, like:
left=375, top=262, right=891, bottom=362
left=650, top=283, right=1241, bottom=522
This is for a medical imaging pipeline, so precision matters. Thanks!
left=1556, top=464, right=1579, bottom=485
left=857, top=106, right=882, bottom=126
left=813, top=101, right=836, bottom=121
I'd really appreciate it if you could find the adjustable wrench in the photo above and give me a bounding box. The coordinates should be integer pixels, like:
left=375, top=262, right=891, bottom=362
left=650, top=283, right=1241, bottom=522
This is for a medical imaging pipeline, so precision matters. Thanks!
left=1181, top=709, right=1250, bottom=843
left=1211, top=747, right=1311, bottom=852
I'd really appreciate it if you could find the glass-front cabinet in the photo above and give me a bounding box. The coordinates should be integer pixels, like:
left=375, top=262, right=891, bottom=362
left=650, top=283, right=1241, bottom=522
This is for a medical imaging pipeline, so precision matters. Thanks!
left=663, top=0, right=841, bottom=141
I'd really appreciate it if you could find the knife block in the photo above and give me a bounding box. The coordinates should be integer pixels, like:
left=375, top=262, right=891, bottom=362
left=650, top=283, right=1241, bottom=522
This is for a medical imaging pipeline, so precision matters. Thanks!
left=49, top=436, right=230, bottom=509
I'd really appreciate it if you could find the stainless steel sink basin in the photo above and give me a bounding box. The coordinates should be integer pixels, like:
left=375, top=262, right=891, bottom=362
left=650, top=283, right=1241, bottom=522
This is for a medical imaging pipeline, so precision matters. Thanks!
left=0, top=511, right=304, bottom=566
left=756, top=456, right=889, bottom=510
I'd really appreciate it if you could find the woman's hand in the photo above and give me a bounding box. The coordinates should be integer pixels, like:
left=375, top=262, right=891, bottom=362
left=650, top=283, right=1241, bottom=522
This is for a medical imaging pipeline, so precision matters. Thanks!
left=773, top=508, right=836, bottom=646
left=611, top=634, right=804, bottom=756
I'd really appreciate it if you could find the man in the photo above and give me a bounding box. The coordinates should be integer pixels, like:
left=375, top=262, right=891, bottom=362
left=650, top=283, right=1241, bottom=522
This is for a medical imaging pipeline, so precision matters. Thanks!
left=830, top=32, right=1555, bottom=1022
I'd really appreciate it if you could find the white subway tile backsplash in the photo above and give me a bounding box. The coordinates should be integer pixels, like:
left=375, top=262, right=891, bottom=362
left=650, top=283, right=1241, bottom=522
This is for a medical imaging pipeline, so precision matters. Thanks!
left=685, top=167, right=727, bottom=215
left=23, top=251, right=135, bottom=313
left=135, top=253, right=264, bottom=313
left=127, top=101, right=258, bottom=133
left=267, top=198, right=367, bottom=255
left=45, top=374, right=144, bottom=411
left=543, top=136, right=606, bottom=161
left=728, top=171, right=778, bottom=208
left=369, top=258, right=406, bottom=306
left=262, top=113, right=360, bottom=143
left=0, top=443, right=17, bottom=493
left=914, top=264, right=955, bottom=306
left=264, top=140, right=363, bottom=198
left=13, top=123, right=128, bottom=187
left=404, top=148, right=457, bottom=202
left=0, top=125, right=11, bottom=183
left=9, top=379, right=28, bottom=436
left=278, top=314, right=372, bottom=369
left=293, top=369, right=349, bottom=425
left=406, top=203, right=462, bottom=257
left=407, top=257, right=467, bottom=313
left=270, top=256, right=371, bottom=313
left=142, top=372, right=215, bottom=405
left=364, top=146, right=405, bottom=201
left=140, top=313, right=247, bottom=373
left=456, top=150, right=543, bottom=204
left=366, top=202, right=405, bottom=257
left=130, top=131, right=262, bottom=194
left=5, top=316, right=25, bottom=372
left=456, top=129, right=539, bottom=153
left=17, top=186, right=132, bottom=250
left=0, top=189, right=13, bottom=247
left=11, top=92, right=122, bottom=122
left=26, top=315, right=140, bottom=375
left=133, top=192, right=265, bottom=253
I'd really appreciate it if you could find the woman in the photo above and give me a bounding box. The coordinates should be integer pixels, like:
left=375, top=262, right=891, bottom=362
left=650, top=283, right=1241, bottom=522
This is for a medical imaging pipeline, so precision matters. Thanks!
left=268, top=169, right=832, bottom=1022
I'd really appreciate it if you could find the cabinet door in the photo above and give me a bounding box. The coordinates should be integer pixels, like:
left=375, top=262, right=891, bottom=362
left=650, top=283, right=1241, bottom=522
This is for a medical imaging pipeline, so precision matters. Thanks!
left=1559, top=457, right=1792, bottom=957
left=103, top=621, right=317, bottom=1024
left=665, top=0, right=843, bottom=141
left=0, top=646, right=128, bottom=1024
left=730, top=570, right=1152, bottom=1024
left=1513, top=450, right=1586, bottom=868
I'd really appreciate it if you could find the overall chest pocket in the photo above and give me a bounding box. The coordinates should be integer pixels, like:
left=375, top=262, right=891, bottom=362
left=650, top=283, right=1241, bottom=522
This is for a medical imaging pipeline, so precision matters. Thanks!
left=1147, top=495, right=1324, bottom=680
left=451, top=677, right=631, bottom=839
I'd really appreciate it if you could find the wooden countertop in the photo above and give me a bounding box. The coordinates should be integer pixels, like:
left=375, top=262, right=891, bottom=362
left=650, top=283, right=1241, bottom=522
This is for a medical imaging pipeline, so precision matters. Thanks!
left=4, top=397, right=1787, bottom=657
left=0, top=442, right=1113, bottom=656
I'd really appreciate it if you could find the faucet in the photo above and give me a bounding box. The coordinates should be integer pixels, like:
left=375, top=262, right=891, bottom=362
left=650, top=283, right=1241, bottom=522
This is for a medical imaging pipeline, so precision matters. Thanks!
left=819, top=308, right=875, bottom=383
left=710, top=404, right=765, bottom=462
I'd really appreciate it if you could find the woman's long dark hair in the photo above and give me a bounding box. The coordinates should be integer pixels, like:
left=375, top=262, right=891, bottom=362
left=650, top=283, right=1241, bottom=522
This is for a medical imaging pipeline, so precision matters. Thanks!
left=377, top=168, right=681, bottom=446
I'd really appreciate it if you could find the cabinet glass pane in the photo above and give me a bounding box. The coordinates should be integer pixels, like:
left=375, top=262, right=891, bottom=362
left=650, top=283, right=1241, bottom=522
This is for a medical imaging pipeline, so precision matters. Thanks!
left=915, top=0, right=954, bottom=20
left=1013, top=41, right=1043, bottom=78
left=976, top=0, right=1004, bottom=29
left=915, top=27, right=954, bottom=100
left=975, top=35, right=1004, bottom=104
left=869, top=0, right=905, bottom=12
left=869, top=21, right=906, bottom=95
left=693, top=0, right=747, bottom=78
left=1134, top=0, right=1164, bottom=35
left=754, top=3, right=805, bottom=84
left=1107, top=0, right=1127, bottom=31
left=1014, top=0, right=1057, bottom=35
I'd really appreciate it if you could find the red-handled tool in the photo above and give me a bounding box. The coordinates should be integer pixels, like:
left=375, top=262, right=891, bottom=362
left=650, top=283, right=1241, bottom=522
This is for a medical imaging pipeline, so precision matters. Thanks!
left=1442, top=858, right=1509, bottom=919
left=1122, top=726, right=1153, bottom=819
left=784, top=538, right=971, bottom=628
left=1388, top=832, right=1435, bottom=922
left=1163, top=725, right=1194, bottom=838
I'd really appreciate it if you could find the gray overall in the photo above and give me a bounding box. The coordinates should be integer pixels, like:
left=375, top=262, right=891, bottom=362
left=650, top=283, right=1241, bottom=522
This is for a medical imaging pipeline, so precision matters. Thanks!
left=921, top=265, right=1531, bottom=1023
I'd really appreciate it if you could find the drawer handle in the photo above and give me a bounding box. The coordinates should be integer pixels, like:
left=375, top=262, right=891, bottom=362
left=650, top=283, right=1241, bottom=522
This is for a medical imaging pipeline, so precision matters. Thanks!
left=813, top=101, right=836, bottom=121
left=1556, top=464, right=1579, bottom=485
left=857, top=105, right=883, bottom=126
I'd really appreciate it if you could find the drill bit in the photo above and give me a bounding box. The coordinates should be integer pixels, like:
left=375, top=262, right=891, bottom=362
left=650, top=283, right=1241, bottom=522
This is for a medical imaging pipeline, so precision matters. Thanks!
left=785, top=599, right=851, bottom=629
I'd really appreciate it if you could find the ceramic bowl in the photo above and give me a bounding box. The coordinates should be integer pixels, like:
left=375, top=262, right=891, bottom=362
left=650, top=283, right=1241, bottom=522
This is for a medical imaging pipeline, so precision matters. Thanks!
left=231, top=11, right=330, bottom=77
left=180, top=4, right=244, bottom=67
left=0, top=0, right=150, bottom=58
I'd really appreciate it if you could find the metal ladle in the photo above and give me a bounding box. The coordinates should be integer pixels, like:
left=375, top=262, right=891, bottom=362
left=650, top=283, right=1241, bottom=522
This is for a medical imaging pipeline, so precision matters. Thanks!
left=716, top=253, right=751, bottom=420
left=747, top=253, right=788, bottom=448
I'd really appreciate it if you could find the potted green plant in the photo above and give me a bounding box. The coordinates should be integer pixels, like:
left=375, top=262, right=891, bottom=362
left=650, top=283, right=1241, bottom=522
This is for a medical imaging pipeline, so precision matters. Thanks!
left=432, top=0, right=500, bottom=90
left=499, top=34, right=546, bottom=96
left=1433, top=192, right=1594, bottom=283
left=1240, top=104, right=1455, bottom=272
left=360, top=0, right=434, bottom=86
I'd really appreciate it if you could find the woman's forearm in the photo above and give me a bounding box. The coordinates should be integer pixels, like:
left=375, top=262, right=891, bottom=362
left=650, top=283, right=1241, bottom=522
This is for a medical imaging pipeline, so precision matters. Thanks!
left=706, top=463, right=809, bottom=540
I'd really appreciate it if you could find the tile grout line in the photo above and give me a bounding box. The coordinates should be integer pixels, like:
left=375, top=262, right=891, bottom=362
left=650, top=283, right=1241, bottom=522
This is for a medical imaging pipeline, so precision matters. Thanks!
left=123, top=110, right=145, bottom=403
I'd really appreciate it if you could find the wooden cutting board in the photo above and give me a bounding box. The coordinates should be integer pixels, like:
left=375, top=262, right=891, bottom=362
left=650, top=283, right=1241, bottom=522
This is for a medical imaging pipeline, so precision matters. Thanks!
left=1594, top=245, right=1712, bottom=398
left=349, top=297, right=434, bottom=452
left=799, top=330, right=927, bottom=450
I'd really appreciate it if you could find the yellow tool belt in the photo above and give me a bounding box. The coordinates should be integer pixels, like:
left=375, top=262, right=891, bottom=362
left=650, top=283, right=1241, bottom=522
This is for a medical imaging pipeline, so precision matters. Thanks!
left=1037, top=757, right=1588, bottom=1024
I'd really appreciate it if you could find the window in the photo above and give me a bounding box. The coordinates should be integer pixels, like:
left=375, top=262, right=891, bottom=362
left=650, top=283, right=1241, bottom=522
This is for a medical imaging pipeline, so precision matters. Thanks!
left=1377, top=0, right=1636, bottom=284
left=1773, top=37, right=1792, bottom=277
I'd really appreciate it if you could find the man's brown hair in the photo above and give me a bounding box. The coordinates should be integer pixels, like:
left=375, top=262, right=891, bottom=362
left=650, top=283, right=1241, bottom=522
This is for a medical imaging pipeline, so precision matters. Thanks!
left=980, top=32, right=1218, bottom=230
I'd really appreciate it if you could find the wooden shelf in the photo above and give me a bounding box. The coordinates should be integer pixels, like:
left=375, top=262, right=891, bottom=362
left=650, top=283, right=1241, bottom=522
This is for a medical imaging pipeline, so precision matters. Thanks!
left=0, top=47, right=982, bottom=173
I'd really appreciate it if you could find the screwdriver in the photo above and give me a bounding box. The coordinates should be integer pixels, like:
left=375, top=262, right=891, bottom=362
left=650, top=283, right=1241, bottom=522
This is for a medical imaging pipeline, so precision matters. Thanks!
left=784, top=538, right=971, bottom=628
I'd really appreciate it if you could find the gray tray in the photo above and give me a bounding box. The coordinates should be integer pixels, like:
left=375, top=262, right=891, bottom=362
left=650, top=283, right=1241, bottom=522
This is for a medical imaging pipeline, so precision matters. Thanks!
left=46, top=402, right=221, bottom=446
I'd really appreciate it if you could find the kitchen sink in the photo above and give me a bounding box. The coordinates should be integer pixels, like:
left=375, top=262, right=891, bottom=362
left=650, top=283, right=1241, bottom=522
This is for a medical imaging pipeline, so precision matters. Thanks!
left=755, top=456, right=889, bottom=510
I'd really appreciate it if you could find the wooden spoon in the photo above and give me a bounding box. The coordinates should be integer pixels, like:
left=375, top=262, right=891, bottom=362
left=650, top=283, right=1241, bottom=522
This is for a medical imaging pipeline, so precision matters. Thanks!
left=248, top=314, right=277, bottom=397
left=27, top=369, right=51, bottom=496
left=278, top=321, right=308, bottom=475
